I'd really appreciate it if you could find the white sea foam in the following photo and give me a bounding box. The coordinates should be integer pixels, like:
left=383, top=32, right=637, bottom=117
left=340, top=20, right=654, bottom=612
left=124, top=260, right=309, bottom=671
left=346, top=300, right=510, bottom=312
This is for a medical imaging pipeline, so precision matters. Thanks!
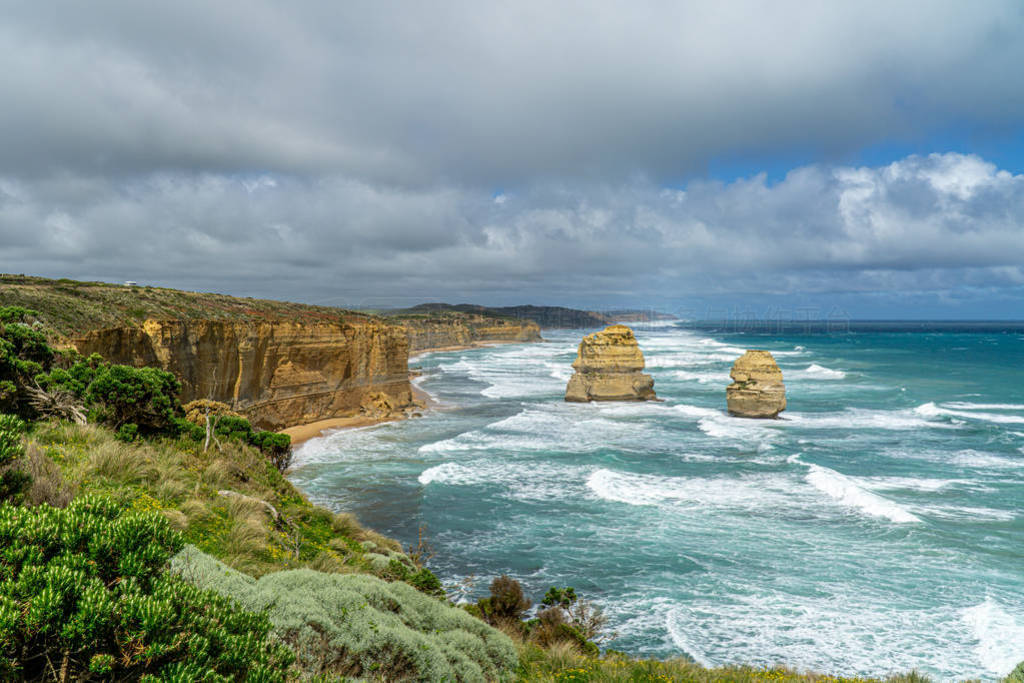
left=418, top=462, right=476, bottom=486
left=793, top=363, right=847, bottom=380
left=419, top=459, right=589, bottom=501
left=949, top=449, right=1024, bottom=470
left=799, top=460, right=921, bottom=523
left=786, top=408, right=958, bottom=431
left=915, top=505, right=1016, bottom=522
left=585, top=468, right=800, bottom=511
left=916, top=401, right=1024, bottom=425
left=860, top=476, right=969, bottom=492
left=944, top=402, right=1024, bottom=410
left=672, top=369, right=730, bottom=384
left=962, top=598, right=1024, bottom=677
left=664, top=591, right=991, bottom=680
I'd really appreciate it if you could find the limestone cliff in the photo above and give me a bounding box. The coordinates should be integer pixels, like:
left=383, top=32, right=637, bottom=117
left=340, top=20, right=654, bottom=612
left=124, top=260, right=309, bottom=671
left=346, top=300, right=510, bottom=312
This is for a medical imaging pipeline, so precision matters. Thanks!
left=71, top=319, right=413, bottom=430
left=565, top=324, right=656, bottom=402
left=399, top=314, right=542, bottom=353
left=726, top=350, right=786, bottom=418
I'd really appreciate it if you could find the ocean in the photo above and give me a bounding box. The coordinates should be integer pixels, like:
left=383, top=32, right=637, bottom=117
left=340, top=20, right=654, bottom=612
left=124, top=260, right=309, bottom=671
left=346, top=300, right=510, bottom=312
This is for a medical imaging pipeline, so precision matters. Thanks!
left=288, top=322, right=1024, bottom=681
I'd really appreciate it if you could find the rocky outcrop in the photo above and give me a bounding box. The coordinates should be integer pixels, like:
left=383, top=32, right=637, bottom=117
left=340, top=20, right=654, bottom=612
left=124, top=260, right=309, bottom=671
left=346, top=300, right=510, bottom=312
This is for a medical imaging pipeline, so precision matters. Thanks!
left=726, top=350, right=786, bottom=418
left=565, top=324, right=656, bottom=402
left=401, top=315, right=542, bottom=353
left=71, top=319, right=413, bottom=430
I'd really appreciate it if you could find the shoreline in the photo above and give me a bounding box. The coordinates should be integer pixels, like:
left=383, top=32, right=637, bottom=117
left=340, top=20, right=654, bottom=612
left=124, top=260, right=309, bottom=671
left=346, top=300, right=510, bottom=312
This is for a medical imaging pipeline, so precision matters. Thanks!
left=282, top=381, right=435, bottom=447
left=285, top=338, right=535, bottom=447
left=408, top=340, right=505, bottom=362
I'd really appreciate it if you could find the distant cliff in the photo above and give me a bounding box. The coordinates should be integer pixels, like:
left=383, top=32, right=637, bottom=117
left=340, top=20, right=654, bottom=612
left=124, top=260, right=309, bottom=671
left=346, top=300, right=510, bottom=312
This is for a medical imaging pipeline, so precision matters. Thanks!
left=394, top=303, right=675, bottom=329
left=390, top=311, right=542, bottom=352
left=393, top=303, right=610, bottom=329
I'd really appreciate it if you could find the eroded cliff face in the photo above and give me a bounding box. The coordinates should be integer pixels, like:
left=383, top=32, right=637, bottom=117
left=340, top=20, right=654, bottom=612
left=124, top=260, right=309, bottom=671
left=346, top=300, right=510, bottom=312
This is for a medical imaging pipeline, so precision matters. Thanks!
left=403, top=316, right=542, bottom=353
left=71, top=319, right=413, bottom=430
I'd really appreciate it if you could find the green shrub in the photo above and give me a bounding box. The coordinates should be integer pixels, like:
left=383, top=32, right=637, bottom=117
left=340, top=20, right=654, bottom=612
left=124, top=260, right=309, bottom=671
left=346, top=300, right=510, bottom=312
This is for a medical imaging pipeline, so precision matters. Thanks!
left=35, top=352, right=105, bottom=398
left=172, top=545, right=518, bottom=682
left=0, top=495, right=294, bottom=681
left=115, top=422, right=140, bottom=442
left=1007, top=661, right=1024, bottom=683
left=85, top=364, right=181, bottom=432
left=0, top=414, right=30, bottom=503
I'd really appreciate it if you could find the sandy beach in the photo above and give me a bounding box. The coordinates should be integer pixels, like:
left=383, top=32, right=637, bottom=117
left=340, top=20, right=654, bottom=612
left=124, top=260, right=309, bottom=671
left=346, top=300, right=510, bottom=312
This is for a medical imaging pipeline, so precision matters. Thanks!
left=282, top=381, right=434, bottom=447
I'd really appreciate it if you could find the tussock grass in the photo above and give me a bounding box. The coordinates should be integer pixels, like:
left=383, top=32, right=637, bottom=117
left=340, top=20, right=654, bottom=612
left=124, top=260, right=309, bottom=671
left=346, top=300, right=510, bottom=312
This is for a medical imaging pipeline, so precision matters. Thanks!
left=515, top=644, right=934, bottom=682
left=25, top=419, right=415, bottom=580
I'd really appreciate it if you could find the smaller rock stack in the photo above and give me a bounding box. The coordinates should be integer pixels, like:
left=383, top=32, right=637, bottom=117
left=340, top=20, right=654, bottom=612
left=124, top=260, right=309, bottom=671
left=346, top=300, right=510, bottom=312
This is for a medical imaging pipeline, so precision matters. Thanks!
left=565, top=324, right=657, bottom=402
left=726, top=350, right=786, bottom=418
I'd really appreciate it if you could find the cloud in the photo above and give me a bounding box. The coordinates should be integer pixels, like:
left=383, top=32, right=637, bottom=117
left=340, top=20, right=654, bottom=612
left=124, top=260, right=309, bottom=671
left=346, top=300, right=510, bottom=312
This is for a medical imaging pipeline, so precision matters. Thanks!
left=0, top=1, right=1022, bottom=184
left=2, top=153, right=1023, bottom=312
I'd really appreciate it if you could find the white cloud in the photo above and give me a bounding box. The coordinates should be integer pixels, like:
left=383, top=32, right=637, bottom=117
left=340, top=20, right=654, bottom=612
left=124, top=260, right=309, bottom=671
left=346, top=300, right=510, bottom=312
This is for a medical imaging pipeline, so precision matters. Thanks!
left=2, top=153, right=1022, bottom=311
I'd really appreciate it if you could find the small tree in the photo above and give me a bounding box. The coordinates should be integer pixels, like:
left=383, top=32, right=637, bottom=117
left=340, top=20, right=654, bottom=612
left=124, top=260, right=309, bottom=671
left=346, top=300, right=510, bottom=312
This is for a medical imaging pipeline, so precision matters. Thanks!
left=0, top=307, right=54, bottom=418
left=84, top=364, right=181, bottom=432
left=477, top=575, right=532, bottom=628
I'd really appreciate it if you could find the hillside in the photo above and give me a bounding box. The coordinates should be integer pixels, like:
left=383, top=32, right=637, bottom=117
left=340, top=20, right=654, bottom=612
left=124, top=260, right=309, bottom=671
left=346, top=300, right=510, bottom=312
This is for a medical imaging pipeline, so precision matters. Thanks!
left=391, top=302, right=677, bottom=328
left=392, top=302, right=610, bottom=328
left=0, top=274, right=371, bottom=339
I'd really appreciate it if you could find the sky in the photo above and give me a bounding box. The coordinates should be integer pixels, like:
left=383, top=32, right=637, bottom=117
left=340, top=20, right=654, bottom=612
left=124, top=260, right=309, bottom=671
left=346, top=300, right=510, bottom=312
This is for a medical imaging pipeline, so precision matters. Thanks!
left=2, top=1, right=1024, bottom=319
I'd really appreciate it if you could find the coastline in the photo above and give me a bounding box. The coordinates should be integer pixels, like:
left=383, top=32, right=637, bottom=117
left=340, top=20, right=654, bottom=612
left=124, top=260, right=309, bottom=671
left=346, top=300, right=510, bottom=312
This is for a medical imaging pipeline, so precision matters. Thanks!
left=282, top=381, right=434, bottom=447
left=286, top=338, right=533, bottom=447
left=408, top=340, right=504, bottom=362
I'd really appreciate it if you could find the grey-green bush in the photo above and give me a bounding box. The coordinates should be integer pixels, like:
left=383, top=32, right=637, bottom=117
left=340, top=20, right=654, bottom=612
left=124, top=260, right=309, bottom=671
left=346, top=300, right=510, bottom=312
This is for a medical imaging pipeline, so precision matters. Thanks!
left=1007, top=661, right=1024, bottom=683
left=172, top=545, right=518, bottom=682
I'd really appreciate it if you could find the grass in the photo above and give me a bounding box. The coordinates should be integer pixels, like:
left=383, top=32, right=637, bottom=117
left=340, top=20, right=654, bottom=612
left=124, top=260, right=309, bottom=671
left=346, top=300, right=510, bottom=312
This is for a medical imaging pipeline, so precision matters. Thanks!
left=24, top=420, right=416, bottom=580
left=0, top=273, right=372, bottom=339
left=515, top=644, right=936, bottom=682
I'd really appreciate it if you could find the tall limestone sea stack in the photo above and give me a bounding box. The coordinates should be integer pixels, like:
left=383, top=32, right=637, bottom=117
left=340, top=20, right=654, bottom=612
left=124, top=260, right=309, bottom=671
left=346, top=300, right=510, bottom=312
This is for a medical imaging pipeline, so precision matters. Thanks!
left=565, top=324, right=657, bottom=402
left=726, top=350, right=786, bottom=418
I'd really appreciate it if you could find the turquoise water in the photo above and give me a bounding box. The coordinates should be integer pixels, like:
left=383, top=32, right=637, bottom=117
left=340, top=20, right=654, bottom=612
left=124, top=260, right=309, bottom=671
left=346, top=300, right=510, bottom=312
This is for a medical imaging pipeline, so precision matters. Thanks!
left=288, top=323, right=1024, bottom=681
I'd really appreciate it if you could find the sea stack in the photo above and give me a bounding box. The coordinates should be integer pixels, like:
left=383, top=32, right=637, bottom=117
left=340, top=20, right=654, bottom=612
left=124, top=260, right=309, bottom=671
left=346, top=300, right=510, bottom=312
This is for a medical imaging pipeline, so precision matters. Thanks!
left=565, top=324, right=656, bottom=402
left=726, top=350, right=786, bottom=418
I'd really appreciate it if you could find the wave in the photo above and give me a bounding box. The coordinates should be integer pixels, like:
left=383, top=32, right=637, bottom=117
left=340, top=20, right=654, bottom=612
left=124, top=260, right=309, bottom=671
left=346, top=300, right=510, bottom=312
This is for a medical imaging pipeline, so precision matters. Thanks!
left=961, top=598, right=1024, bottom=677
left=586, top=468, right=802, bottom=511
left=860, top=476, right=970, bottom=493
left=798, top=459, right=921, bottom=523
left=418, top=462, right=475, bottom=486
left=916, top=402, right=1024, bottom=425
left=663, top=591, right=995, bottom=681
left=793, top=363, right=846, bottom=380
left=944, top=402, right=1024, bottom=411
left=419, top=459, right=589, bottom=502
left=672, top=369, right=730, bottom=384
left=786, top=408, right=959, bottom=431
left=949, top=449, right=1024, bottom=470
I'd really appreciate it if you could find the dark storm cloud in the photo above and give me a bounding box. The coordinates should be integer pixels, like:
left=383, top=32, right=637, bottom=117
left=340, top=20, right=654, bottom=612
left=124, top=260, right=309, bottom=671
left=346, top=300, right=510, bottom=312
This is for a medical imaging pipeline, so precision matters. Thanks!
left=2, top=1, right=1023, bottom=183
left=1, top=1, right=1024, bottom=311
